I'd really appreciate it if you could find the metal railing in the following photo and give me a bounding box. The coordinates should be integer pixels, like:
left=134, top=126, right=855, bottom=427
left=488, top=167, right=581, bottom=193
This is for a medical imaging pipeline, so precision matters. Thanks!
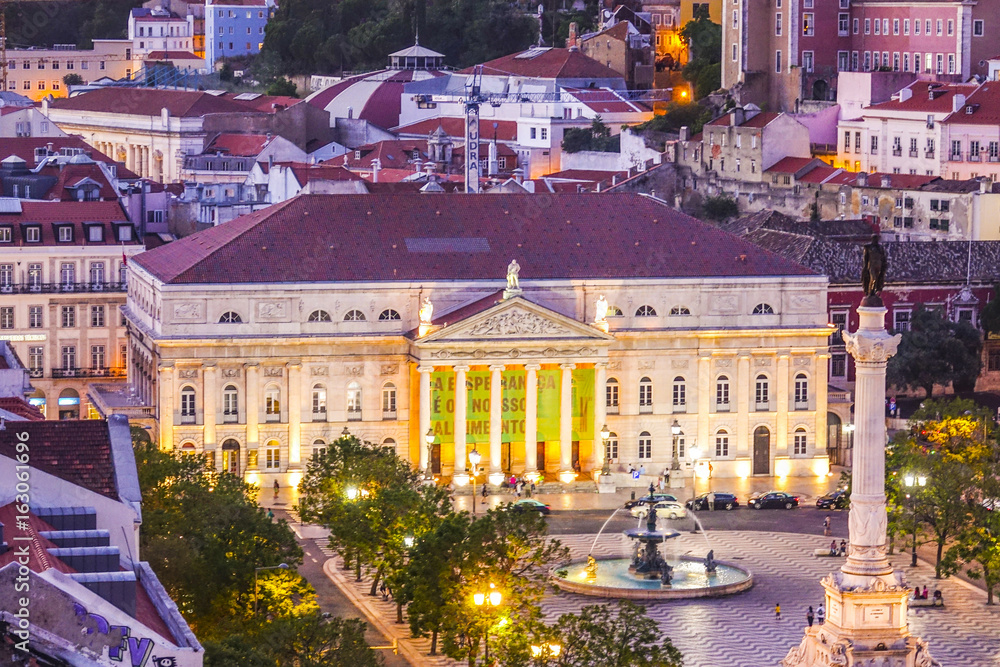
left=382, top=410, right=397, bottom=420
left=606, top=404, right=619, bottom=415
left=892, top=147, right=902, bottom=156
left=347, top=408, right=362, bottom=421
left=51, top=367, right=126, bottom=378
left=0, top=281, right=126, bottom=294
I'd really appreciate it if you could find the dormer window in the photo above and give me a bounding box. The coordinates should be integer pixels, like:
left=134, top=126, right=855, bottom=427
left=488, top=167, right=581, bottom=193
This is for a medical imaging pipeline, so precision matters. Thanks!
left=25, top=226, right=40, bottom=242
left=57, top=226, right=73, bottom=242
left=0, top=227, right=10, bottom=243
left=116, top=225, right=133, bottom=242
left=87, top=225, right=104, bottom=242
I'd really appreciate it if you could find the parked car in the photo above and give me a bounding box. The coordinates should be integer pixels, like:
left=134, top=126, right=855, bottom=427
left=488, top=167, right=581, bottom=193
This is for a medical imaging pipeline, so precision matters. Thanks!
left=631, top=501, right=687, bottom=520
left=748, top=491, right=799, bottom=509
left=816, top=489, right=849, bottom=510
left=623, top=493, right=678, bottom=510
left=511, top=499, right=551, bottom=514
left=685, top=492, right=739, bottom=511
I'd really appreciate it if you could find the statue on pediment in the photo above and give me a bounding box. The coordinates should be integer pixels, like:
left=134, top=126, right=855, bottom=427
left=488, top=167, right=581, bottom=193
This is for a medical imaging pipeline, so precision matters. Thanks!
left=595, top=295, right=609, bottom=324
left=419, top=297, right=434, bottom=324
left=507, top=259, right=521, bottom=291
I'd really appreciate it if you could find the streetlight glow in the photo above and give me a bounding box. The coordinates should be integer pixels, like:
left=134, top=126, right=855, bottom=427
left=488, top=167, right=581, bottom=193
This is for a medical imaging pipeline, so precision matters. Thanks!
left=404, top=536, right=415, bottom=548
left=469, top=448, right=481, bottom=467
left=671, top=418, right=681, bottom=436
left=917, top=475, right=927, bottom=486
left=425, top=428, right=435, bottom=446
left=904, top=474, right=915, bottom=487
left=489, top=590, right=502, bottom=606
left=473, top=592, right=486, bottom=606
left=346, top=487, right=359, bottom=500
left=600, top=424, right=610, bottom=441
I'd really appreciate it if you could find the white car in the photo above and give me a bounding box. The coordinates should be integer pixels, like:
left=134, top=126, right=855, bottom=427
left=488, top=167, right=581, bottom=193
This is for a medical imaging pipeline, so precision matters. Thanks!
left=630, top=501, right=688, bottom=520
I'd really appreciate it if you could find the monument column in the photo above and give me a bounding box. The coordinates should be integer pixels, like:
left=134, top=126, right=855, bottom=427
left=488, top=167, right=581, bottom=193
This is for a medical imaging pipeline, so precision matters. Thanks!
left=559, top=363, right=575, bottom=479
left=418, top=365, right=433, bottom=473
left=593, top=362, right=607, bottom=474
left=488, top=364, right=505, bottom=484
left=453, top=365, right=469, bottom=482
left=524, top=363, right=540, bottom=476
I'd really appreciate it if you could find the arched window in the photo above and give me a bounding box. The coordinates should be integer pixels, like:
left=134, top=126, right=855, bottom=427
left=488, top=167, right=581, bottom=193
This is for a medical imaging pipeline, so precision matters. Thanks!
left=672, top=376, right=686, bottom=409
left=347, top=381, right=362, bottom=420
left=794, top=373, right=809, bottom=408
left=715, top=429, right=730, bottom=457
left=639, top=377, right=653, bottom=413
left=180, top=385, right=196, bottom=423
left=308, top=309, right=331, bottom=322
left=264, top=385, right=280, bottom=421
left=223, top=384, right=238, bottom=422
left=755, top=374, right=769, bottom=409
left=752, top=303, right=774, bottom=315
left=180, top=442, right=197, bottom=454
left=670, top=306, right=691, bottom=315
left=638, top=431, right=652, bottom=460
left=264, top=439, right=281, bottom=469
left=219, top=311, right=242, bottom=323
left=382, top=437, right=397, bottom=451
left=635, top=305, right=657, bottom=317
left=312, top=384, right=327, bottom=418
left=221, top=439, right=240, bottom=474
left=344, top=309, right=366, bottom=321
left=606, top=378, right=619, bottom=413
left=716, top=375, right=730, bottom=411
left=379, top=309, right=401, bottom=321
left=312, top=438, right=326, bottom=459
left=382, top=382, right=397, bottom=418
left=607, top=305, right=624, bottom=317
left=605, top=431, right=619, bottom=461
left=794, top=427, right=808, bottom=455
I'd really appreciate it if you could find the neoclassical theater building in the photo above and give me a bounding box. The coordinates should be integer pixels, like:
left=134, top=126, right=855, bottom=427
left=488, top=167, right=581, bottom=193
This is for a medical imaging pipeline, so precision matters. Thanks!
left=124, top=192, right=834, bottom=488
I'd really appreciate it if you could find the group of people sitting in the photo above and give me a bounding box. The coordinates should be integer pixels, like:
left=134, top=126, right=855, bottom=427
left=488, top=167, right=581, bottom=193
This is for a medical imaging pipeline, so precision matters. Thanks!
left=912, top=586, right=944, bottom=604
left=828, top=539, right=847, bottom=556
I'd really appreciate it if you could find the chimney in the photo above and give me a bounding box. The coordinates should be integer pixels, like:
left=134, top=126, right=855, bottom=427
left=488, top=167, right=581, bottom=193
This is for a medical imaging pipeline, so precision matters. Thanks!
left=568, top=22, right=579, bottom=49
left=952, top=93, right=967, bottom=113
left=372, top=158, right=380, bottom=183
left=980, top=177, right=990, bottom=194
left=856, top=171, right=868, bottom=187
left=513, top=167, right=524, bottom=184
left=898, top=87, right=912, bottom=103
left=679, top=125, right=690, bottom=141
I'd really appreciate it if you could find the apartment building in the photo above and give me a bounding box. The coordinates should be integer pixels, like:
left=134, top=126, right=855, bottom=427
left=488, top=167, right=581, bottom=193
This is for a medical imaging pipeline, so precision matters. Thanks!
left=4, top=41, right=133, bottom=101
left=940, top=82, right=1000, bottom=181
left=204, top=0, right=269, bottom=66
left=0, top=199, right=142, bottom=419
left=128, top=7, right=195, bottom=64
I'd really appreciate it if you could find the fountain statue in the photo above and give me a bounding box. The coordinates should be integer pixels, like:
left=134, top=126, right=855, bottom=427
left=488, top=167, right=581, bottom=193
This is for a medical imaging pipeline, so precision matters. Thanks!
left=584, top=556, right=599, bottom=581
left=704, top=549, right=717, bottom=573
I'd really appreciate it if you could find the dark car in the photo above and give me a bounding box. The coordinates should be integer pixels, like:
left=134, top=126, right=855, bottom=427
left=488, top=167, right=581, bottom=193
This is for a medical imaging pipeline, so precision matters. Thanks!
left=816, top=489, right=849, bottom=510
left=685, top=492, right=739, bottom=511
left=511, top=499, right=551, bottom=514
left=624, top=493, right=678, bottom=510
left=748, top=491, right=799, bottom=509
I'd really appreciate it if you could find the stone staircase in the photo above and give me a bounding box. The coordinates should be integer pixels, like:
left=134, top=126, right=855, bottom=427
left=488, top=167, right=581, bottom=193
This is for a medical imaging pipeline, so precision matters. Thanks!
left=450, top=476, right=599, bottom=495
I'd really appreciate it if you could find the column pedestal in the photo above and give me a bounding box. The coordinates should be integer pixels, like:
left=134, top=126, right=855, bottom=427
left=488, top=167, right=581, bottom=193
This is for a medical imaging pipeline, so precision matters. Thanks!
left=782, top=305, right=939, bottom=667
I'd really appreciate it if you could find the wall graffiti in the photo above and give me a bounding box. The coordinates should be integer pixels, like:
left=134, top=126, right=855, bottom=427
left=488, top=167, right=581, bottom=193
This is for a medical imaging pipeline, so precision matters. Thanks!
left=73, top=602, right=176, bottom=667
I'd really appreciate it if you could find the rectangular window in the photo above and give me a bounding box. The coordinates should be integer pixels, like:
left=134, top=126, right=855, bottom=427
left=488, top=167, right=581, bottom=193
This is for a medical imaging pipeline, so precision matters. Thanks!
left=903, top=19, right=910, bottom=35
left=794, top=432, right=807, bottom=455
left=540, top=128, right=548, bottom=141
left=853, top=18, right=859, bottom=34
left=61, top=346, right=76, bottom=370
left=974, top=20, right=984, bottom=37
left=794, top=376, right=809, bottom=407
left=803, top=13, right=814, bottom=37
left=894, top=310, right=911, bottom=332
left=91, top=345, right=105, bottom=370
left=715, top=434, right=729, bottom=458
left=851, top=52, right=858, bottom=71
left=883, top=19, right=889, bottom=34
left=755, top=377, right=769, bottom=406
left=0, top=307, right=12, bottom=329
left=61, top=305, right=75, bottom=328
left=639, top=382, right=653, bottom=408
left=29, top=306, right=42, bottom=328
left=775, top=50, right=782, bottom=73
left=864, top=18, right=870, bottom=34
left=837, top=51, right=847, bottom=71
left=948, top=54, right=955, bottom=75
left=838, top=13, right=848, bottom=35
left=638, top=434, right=652, bottom=460
left=874, top=18, right=880, bottom=34
left=947, top=19, right=953, bottom=35
left=672, top=380, right=686, bottom=407
left=893, top=19, right=899, bottom=35
left=266, top=447, right=280, bottom=470
left=91, top=305, right=105, bottom=327
left=776, top=12, right=783, bottom=36
left=831, top=353, right=847, bottom=377
left=716, top=379, right=730, bottom=410
left=60, top=262, right=75, bottom=285
left=871, top=135, right=878, bottom=154
left=936, top=19, right=942, bottom=35
left=915, top=19, right=921, bottom=35
left=29, top=346, right=42, bottom=372
left=855, top=132, right=861, bottom=152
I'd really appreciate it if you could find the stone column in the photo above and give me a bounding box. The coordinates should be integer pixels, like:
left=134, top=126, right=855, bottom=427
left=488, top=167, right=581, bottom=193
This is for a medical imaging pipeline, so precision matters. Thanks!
left=593, top=362, right=607, bottom=473
left=697, top=354, right=711, bottom=457
left=815, top=353, right=829, bottom=455
left=203, top=363, right=217, bottom=452
left=488, top=364, right=505, bottom=484
left=524, top=363, right=540, bottom=475
left=245, top=363, right=260, bottom=450
left=559, top=363, right=575, bottom=477
left=287, top=362, right=302, bottom=468
left=736, top=354, right=750, bottom=457
left=418, top=365, right=433, bottom=473
left=842, top=307, right=900, bottom=578
left=453, top=365, right=469, bottom=480
left=776, top=353, right=790, bottom=455
left=158, top=365, right=174, bottom=450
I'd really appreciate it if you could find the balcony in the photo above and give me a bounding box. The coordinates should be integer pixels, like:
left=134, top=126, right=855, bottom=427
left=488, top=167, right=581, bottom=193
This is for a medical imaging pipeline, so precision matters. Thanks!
left=794, top=401, right=809, bottom=410
left=925, top=150, right=935, bottom=159
left=968, top=153, right=981, bottom=162
left=223, top=411, right=239, bottom=423
left=639, top=404, right=653, bottom=414
left=989, top=155, right=1000, bottom=163
left=28, top=368, right=43, bottom=378
left=382, top=410, right=397, bottom=420
left=51, top=367, right=126, bottom=379
left=755, top=401, right=770, bottom=411
left=0, top=281, right=126, bottom=295
left=892, top=147, right=902, bottom=156
left=949, top=153, right=962, bottom=161
left=606, top=404, right=619, bottom=415
left=347, top=407, right=362, bottom=421
left=870, top=148, right=878, bottom=155
left=909, top=150, right=919, bottom=158
left=312, top=411, right=327, bottom=422
left=717, top=402, right=731, bottom=413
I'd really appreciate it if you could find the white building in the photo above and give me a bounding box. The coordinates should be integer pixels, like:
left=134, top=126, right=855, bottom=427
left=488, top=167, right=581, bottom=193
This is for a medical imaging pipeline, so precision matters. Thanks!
left=128, top=7, right=195, bottom=64
left=125, top=192, right=833, bottom=489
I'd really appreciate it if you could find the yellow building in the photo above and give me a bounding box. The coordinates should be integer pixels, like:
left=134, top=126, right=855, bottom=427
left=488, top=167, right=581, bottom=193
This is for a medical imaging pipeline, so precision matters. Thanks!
left=124, top=192, right=834, bottom=488
left=4, top=41, right=133, bottom=102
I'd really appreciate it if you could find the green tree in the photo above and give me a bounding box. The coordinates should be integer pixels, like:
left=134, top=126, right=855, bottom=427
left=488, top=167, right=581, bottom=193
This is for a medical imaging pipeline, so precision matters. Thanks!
left=680, top=6, right=721, bottom=99
left=550, top=601, right=683, bottom=667
left=632, top=102, right=711, bottom=136
left=62, top=73, right=84, bottom=86
left=701, top=194, right=739, bottom=221
left=562, top=116, right=621, bottom=153
left=979, top=284, right=1000, bottom=335
left=886, top=306, right=983, bottom=398
left=266, top=76, right=298, bottom=97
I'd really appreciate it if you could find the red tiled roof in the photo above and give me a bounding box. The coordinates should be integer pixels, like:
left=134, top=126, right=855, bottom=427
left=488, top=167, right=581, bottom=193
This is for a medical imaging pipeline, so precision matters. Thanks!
left=561, top=87, right=649, bottom=114
left=145, top=50, right=203, bottom=60
left=582, top=21, right=632, bottom=43
left=37, top=162, right=120, bottom=201
left=0, top=136, right=138, bottom=177
left=764, top=157, right=819, bottom=174
left=364, top=180, right=463, bottom=193
left=0, top=420, right=118, bottom=499
left=286, top=162, right=364, bottom=184
left=0, top=201, right=135, bottom=246
left=797, top=165, right=844, bottom=183
left=133, top=193, right=816, bottom=285
left=867, top=81, right=978, bottom=114
left=49, top=88, right=301, bottom=118
left=942, top=82, right=1000, bottom=126
left=206, top=133, right=271, bottom=157
left=459, top=48, right=623, bottom=80
left=394, top=117, right=519, bottom=142
left=0, top=397, right=44, bottom=421
left=706, top=111, right=781, bottom=128
left=306, top=69, right=443, bottom=130
left=542, top=169, right=628, bottom=182
left=342, top=140, right=428, bottom=170
left=208, top=0, right=266, bottom=5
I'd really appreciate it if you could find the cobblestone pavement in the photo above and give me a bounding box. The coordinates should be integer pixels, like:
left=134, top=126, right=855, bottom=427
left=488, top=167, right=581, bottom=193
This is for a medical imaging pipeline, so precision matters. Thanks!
left=318, top=529, right=1000, bottom=667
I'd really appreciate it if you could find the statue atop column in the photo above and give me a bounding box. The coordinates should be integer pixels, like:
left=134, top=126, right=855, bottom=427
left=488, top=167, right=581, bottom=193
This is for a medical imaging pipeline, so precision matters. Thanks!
left=504, top=259, right=522, bottom=299
left=861, top=234, right=887, bottom=307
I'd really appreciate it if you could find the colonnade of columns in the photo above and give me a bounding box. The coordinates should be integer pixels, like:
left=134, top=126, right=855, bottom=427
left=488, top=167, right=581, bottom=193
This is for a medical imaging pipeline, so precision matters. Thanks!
left=416, top=361, right=606, bottom=484
left=91, top=140, right=162, bottom=181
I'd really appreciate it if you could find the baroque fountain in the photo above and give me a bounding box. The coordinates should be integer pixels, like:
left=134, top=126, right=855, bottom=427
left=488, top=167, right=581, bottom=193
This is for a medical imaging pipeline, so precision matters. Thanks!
left=555, top=484, right=753, bottom=599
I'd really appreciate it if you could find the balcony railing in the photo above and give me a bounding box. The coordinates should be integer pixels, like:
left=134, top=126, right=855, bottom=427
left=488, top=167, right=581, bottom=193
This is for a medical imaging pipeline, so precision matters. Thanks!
left=925, top=150, right=935, bottom=158
left=968, top=153, right=981, bottom=162
left=989, top=155, right=1000, bottom=163
left=794, top=401, right=810, bottom=410
left=717, top=402, right=731, bottom=412
left=755, top=401, right=770, bottom=411
left=909, top=150, right=919, bottom=158
left=606, top=404, right=619, bottom=415
left=51, top=367, right=126, bottom=379
left=347, top=408, right=362, bottom=421
left=0, top=281, right=126, bottom=294
left=382, top=410, right=397, bottom=420
left=950, top=153, right=962, bottom=161
left=639, top=404, right=653, bottom=414
left=312, top=411, right=327, bottom=422
left=892, top=147, right=902, bottom=156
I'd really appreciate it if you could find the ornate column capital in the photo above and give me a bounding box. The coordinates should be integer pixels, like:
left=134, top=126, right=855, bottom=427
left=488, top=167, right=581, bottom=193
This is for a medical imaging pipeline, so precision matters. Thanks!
left=559, top=363, right=576, bottom=371
left=416, top=365, right=435, bottom=374
left=453, top=364, right=470, bottom=373
left=488, top=364, right=506, bottom=372
left=524, top=363, right=542, bottom=371
left=843, top=330, right=901, bottom=364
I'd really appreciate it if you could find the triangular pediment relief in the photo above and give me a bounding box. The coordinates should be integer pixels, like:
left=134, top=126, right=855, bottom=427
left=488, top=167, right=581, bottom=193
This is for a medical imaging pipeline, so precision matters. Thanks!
left=418, top=296, right=612, bottom=344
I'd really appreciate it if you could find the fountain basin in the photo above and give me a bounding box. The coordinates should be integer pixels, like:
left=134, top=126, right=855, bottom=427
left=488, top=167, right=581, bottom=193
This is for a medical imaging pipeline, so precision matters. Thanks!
left=554, top=556, right=754, bottom=600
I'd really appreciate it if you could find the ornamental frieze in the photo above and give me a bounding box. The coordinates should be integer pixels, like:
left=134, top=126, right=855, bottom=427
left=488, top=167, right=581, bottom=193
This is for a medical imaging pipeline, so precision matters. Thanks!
left=467, top=310, right=570, bottom=337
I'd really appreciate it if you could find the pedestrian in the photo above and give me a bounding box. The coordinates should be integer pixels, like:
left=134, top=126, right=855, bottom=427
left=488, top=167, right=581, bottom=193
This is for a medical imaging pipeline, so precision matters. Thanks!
left=482, top=483, right=488, bottom=499
left=775, top=603, right=781, bottom=620
left=380, top=581, right=388, bottom=601
left=829, top=540, right=837, bottom=556
left=665, top=471, right=671, bottom=487
left=273, top=479, right=280, bottom=499
left=708, top=491, right=716, bottom=511
left=658, top=477, right=665, bottom=491
left=530, top=479, right=536, bottom=496
left=515, top=482, right=522, bottom=499
left=817, top=603, right=825, bottom=624
left=839, top=539, right=847, bottom=556
left=267, top=509, right=274, bottom=520
left=806, top=606, right=814, bottom=627
left=823, top=515, right=832, bottom=536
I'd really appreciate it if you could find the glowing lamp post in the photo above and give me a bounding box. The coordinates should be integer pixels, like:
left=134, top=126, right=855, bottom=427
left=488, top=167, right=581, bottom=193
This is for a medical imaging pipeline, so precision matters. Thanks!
left=473, top=583, right=503, bottom=661
left=469, top=448, right=482, bottom=515
left=254, top=563, right=289, bottom=615
left=903, top=473, right=927, bottom=567
left=600, top=424, right=611, bottom=475
left=425, top=428, right=435, bottom=480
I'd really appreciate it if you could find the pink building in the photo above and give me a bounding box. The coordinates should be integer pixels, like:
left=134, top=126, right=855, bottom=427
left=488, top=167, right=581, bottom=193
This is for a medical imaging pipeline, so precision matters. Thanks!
left=940, top=82, right=1000, bottom=181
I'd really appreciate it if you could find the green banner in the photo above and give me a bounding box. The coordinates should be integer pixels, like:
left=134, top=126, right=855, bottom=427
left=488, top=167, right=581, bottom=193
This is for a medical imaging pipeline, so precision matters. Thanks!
left=430, top=368, right=593, bottom=444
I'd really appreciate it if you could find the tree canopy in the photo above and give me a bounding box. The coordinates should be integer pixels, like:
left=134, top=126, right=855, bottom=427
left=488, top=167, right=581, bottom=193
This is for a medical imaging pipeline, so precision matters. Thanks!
left=680, top=6, right=721, bottom=99
left=886, top=306, right=983, bottom=398
left=562, top=116, right=621, bottom=153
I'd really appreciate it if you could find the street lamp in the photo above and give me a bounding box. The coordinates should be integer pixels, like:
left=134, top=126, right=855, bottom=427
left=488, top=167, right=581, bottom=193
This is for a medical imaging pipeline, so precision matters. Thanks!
left=670, top=418, right=682, bottom=471
left=254, top=563, right=290, bottom=614
left=425, top=428, right=435, bottom=479
left=903, top=473, right=927, bottom=567
left=341, top=426, right=351, bottom=438
left=473, top=583, right=503, bottom=661
left=600, top=424, right=611, bottom=475
left=469, top=448, right=482, bottom=515
left=531, top=643, right=562, bottom=663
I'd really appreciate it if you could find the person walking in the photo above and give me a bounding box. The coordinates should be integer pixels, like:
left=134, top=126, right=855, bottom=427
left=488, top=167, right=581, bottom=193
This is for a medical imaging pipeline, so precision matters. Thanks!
left=806, top=606, right=815, bottom=627
left=482, top=483, right=488, bottom=500
left=817, top=603, right=825, bottom=625
left=708, top=491, right=716, bottom=511
left=775, top=603, right=781, bottom=620
left=823, top=515, right=832, bottom=536
left=273, top=479, right=280, bottom=499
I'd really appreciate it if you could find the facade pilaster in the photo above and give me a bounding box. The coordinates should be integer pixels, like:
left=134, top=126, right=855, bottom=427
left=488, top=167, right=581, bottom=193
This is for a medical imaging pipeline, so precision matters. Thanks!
left=559, top=363, right=575, bottom=475
left=158, top=364, right=174, bottom=449
left=488, top=364, right=504, bottom=482
left=736, top=354, right=750, bottom=457
left=814, top=353, right=829, bottom=454
left=287, top=361, right=302, bottom=467
left=524, top=363, right=540, bottom=474
left=245, top=362, right=260, bottom=448
left=776, top=353, right=790, bottom=455
left=453, top=365, right=469, bottom=476
left=203, top=363, right=217, bottom=450
left=593, top=362, right=607, bottom=472
left=697, top=354, right=710, bottom=457
left=418, top=365, right=433, bottom=472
